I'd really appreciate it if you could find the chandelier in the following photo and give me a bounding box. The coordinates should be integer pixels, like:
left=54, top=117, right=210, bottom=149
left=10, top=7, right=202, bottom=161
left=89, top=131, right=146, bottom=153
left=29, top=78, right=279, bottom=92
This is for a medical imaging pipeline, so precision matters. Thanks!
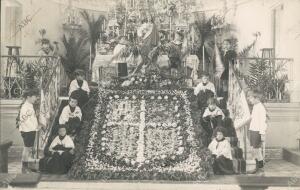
left=63, top=0, right=82, bottom=32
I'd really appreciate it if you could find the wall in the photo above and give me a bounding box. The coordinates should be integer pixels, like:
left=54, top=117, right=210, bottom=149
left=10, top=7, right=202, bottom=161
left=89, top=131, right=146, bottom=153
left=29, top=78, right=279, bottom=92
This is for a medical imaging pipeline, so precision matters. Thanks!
left=0, top=100, right=23, bottom=146
left=265, top=103, right=300, bottom=149
left=227, top=0, right=300, bottom=102
left=18, top=0, right=65, bottom=55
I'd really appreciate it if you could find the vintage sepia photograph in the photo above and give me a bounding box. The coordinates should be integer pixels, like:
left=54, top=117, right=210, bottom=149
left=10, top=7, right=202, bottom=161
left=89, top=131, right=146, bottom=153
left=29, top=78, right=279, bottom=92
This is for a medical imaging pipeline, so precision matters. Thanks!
left=0, top=0, right=300, bottom=189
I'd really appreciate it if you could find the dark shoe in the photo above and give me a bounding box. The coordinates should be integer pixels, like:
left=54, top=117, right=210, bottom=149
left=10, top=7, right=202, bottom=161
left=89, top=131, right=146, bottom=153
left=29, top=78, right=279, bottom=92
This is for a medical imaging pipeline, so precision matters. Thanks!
left=258, top=160, right=264, bottom=168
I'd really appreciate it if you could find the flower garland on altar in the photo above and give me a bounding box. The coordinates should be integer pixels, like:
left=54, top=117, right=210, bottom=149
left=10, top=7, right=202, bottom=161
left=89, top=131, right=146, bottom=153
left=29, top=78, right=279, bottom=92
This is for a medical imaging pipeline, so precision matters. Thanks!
left=68, top=86, right=213, bottom=180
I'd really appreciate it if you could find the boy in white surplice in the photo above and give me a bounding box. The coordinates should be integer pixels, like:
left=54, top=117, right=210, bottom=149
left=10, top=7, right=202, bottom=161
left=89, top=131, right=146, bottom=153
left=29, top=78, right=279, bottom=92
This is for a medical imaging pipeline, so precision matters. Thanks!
left=40, top=125, right=75, bottom=174
left=202, top=98, right=225, bottom=145
left=208, top=127, right=234, bottom=175
left=68, top=69, right=90, bottom=108
left=194, top=72, right=216, bottom=109
left=59, top=93, right=82, bottom=136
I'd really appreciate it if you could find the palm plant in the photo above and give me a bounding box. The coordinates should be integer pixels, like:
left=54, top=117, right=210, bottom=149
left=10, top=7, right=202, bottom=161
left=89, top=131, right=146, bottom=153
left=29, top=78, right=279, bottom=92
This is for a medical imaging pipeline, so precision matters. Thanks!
left=246, top=58, right=289, bottom=102
left=80, top=11, right=105, bottom=69
left=61, top=34, right=89, bottom=79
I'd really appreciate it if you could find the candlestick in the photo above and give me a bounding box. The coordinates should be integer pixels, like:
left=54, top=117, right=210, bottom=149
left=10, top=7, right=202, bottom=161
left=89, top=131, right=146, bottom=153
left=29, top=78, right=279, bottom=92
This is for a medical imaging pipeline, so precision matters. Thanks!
left=202, top=45, right=205, bottom=71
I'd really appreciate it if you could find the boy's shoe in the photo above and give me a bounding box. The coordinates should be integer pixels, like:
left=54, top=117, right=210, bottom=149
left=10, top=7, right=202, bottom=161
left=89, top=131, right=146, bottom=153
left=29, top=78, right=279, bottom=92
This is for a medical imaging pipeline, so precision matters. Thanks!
left=258, top=160, right=264, bottom=168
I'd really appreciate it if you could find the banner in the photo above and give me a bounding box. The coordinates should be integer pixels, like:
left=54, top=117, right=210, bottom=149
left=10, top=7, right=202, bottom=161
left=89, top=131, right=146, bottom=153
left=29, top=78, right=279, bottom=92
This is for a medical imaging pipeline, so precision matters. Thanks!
left=38, top=89, right=50, bottom=129
left=214, top=43, right=225, bottom=79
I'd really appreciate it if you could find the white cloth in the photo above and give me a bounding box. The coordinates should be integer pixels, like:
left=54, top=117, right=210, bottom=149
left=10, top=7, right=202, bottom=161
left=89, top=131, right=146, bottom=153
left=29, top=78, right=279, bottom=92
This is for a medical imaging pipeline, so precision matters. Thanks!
left=49, top=135, right=75, bottom=151
left=112, top=44, right=127, bottom=64
left=68, top=79, right=90, bottom=97
left=202, top=106, right=225, bottom=120
left=194, top=81, right=216, bottom=96
left=19, top=101, right=38, bottom=132
left=249, top=102, right=267, bottom=135
left=59, top=105, right=82, bottom=125
left=208, top=138, right=232, bottom=160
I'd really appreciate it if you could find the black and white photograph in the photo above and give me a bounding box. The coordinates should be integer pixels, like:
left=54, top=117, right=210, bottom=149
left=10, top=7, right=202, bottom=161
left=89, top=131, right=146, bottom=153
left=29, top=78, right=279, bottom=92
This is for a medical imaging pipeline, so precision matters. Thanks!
left=0, top=0, right=300, bottom=189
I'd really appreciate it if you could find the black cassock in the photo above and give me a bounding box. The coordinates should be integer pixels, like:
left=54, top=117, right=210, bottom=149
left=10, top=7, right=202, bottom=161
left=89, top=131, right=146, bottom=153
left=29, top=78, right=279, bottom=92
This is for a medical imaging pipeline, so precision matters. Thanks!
left=72, top=80, right=89, bottom=108
left=39, top=145, right=74, bottom=174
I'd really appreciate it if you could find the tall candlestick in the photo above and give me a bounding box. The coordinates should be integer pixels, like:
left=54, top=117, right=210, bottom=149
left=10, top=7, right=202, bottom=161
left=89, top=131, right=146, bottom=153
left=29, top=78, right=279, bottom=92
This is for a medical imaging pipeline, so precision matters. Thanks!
left=203, top=45, right=205, bottom=71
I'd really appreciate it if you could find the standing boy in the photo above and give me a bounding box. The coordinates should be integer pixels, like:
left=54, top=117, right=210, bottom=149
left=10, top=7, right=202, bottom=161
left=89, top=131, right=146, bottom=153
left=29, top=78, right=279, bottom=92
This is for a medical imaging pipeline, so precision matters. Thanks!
left=247, top=91, right=267, bottom=171
left=18, top=89, right=40, bottom=173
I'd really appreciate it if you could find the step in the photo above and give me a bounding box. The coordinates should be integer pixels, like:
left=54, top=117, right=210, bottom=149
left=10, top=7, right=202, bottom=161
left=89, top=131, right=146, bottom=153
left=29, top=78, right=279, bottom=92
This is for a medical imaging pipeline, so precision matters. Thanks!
left=8, top=146, right=22, bottom=162
left=283, top=148, right=300, bottom=166
left=265, top=148, right=283, bottom=160
left=246, top=160, right=256, bottom=173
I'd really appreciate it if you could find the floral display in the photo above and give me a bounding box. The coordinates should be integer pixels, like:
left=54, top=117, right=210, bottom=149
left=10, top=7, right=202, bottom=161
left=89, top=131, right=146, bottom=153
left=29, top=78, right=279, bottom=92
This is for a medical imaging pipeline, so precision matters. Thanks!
left=69, top=85, right=213, bottom=180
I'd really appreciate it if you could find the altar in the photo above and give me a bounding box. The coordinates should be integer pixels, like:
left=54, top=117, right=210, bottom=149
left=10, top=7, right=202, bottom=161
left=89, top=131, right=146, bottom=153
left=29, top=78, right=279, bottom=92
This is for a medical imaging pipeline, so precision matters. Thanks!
left=92, top=54, right=170, bottom=82
left=91, top=54, right=113, bottom=82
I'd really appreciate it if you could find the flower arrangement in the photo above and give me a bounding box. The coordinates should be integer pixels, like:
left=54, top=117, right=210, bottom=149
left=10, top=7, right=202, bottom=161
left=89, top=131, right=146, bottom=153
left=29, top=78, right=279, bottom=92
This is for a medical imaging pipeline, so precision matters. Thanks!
left=68, top=86, right=213, bottom=180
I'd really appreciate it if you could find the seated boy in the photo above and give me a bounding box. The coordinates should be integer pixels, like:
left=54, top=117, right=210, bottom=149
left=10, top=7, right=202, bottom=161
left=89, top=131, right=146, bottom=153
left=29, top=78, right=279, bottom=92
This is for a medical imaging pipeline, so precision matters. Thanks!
left=194, top=72, right=216, bottom=110
left=40, top=125, right=75, bottom=174
left=202, top=98, right=225, bottom=144
left=59, top=92, right=82, bottom=136
left=68, top=69, right=90, bottom=108
left=208, top=127, right=234, bottom=175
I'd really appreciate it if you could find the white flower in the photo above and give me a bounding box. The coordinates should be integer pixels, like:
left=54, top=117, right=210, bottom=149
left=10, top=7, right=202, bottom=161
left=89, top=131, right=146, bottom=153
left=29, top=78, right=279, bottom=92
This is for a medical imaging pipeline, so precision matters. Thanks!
left=161, top=155, right=167, bottom=159
left=150, top=96, right=155, bottom=100
left=132, top=95, right=137, bottom=99
left=167, top=81, right=172, bottom=85
left=145, top=160, right=150, bottom=164
left=101, top=147, right=106, bottom=151
left=102, top=124, right=107, bottom=128
left=178, top=147, right=184, bottom=153
left=174, top=105, right=178, bottom=111
left=121, top=80, right=131, bottom=87
left=101, top=142, right=106, bottom=146
left=157, top=96, right=162, bottom=100
left=139, top=78, right=143, bottom=82
left=131, top=160, right=136, bottom=165
left=124, top=96, right=129, bottom=100
left=114, top=95, right=119, bottom=99
left=130, top=77, right=135, bottom=82
left=109, top=96, right=113, bottom=99
left=164, top=95, right=168, bottom=100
